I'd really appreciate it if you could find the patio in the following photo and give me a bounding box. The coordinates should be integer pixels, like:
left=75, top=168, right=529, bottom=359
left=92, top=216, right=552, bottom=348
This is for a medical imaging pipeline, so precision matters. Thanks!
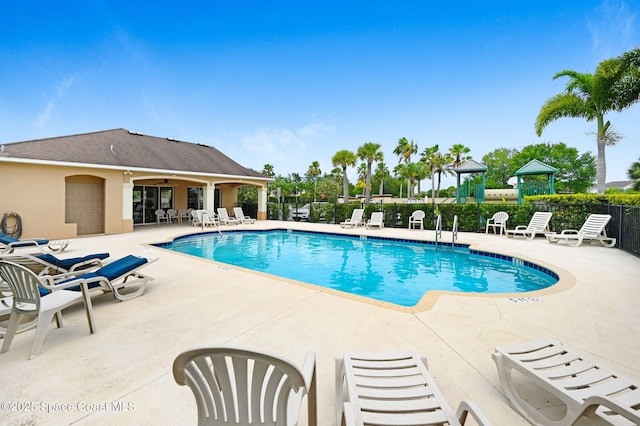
left=1, top=220, right=638, bottom=425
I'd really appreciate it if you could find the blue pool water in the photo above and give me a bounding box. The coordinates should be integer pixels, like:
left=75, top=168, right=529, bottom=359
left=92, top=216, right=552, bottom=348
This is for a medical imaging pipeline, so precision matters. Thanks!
left=155, top=230, right=558, bottom=306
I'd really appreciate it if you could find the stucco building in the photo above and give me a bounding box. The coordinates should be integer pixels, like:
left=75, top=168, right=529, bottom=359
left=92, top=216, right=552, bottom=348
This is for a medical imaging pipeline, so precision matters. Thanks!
left=0, top=129, right=271, bottom=239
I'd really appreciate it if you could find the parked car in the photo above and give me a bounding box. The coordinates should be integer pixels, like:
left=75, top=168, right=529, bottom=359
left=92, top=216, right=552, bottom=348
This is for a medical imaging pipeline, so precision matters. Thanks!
left=292, top=203, right=311, bottom=220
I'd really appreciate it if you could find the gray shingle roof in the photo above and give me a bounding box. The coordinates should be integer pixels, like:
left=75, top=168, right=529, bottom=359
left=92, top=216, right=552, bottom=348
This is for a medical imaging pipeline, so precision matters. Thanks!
left=0, top=128, right=267, bottom=179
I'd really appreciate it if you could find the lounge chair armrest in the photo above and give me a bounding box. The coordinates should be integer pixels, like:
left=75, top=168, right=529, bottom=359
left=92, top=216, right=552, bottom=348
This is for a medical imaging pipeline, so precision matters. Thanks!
left=577, top=395, right=640, bottom=424
left=45, top=270, right=85, bottom=282
left=514, top=225, right=527, bottom=230
left=39, top=275, right=92, bottom=291
left=456, top=400, right=492, bottom=426
left=68, top=259, right=105, bottom=272
left=7, top=240, right=40, bottom=247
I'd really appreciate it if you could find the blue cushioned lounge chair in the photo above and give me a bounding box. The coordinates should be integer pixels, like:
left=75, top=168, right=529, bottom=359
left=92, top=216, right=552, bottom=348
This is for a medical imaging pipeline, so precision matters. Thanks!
left=0, top=252, right=109, bottom=277
left=48, top=254, right=157, bottom=301
left=0, top=232, right=69, bottom=254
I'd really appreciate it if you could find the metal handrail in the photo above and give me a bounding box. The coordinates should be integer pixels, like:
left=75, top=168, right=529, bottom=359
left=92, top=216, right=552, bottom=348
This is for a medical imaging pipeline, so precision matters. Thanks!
left=452, top=214, right=458, bottom=245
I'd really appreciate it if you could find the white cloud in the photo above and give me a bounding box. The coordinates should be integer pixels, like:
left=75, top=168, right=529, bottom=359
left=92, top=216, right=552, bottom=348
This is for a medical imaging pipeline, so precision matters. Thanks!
left=35, top=76, right=78, bottom=128
left=588, top=0, right=637, bottom=57
left=36, top=100, right=55, bottom=127
left=238, top=121, right=336, bottom=175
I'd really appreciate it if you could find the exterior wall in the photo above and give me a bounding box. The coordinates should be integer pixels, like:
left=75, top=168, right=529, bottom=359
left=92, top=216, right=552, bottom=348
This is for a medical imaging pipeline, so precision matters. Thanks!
left=219, top=184, right=239, bottom=211
left=0, top=163, right=126, bottom=239
left=0, top=161, right=270, bottom=238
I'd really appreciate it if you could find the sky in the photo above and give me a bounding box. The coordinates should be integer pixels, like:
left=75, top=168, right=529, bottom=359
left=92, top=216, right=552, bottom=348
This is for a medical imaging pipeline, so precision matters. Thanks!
left=1, top=1, right=639, bottom=189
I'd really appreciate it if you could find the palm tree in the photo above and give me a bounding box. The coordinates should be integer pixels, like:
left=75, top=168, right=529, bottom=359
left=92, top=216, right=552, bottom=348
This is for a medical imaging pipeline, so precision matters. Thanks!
left=332, top=150, right=357, bottom=203
left=420, top=145, right=439, bottom=203
left=414, top=161, right=429, bottom=198
left=433, top=152, right=454, bottom=197
left=394, top=162, right=421, bottom=199
left=393, top=137, right=417, bottom=164
left=306, top=161, right=321, bottom=202
left=261, top=164, right=275, bottom=177
left=357, top=142, right=384, bottom=202
left=373, top=162, right=390, bottom=195
left=449, top=144, right=471, bottom=168
left=628, top=157, right=640, bottom=191
left=393, top=137, right=418, bottom=196
left=535, top=48, right=640, bottom=194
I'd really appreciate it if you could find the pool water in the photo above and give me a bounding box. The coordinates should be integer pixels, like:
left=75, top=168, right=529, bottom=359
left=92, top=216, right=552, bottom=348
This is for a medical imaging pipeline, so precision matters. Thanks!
left=157, top=230, right=558, bottom=306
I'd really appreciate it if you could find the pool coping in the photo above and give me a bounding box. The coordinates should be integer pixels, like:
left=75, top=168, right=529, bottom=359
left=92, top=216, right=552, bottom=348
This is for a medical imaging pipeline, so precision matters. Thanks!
left=150, top=225, right=576, bottom=313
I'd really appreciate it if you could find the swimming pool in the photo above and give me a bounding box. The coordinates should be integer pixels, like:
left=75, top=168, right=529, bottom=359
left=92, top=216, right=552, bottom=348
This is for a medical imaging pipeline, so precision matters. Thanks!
left=155, top=229, right=558, bottom=307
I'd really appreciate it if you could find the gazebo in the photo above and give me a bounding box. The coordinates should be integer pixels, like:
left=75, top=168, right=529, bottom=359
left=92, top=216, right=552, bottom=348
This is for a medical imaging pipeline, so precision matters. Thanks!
left=515, top=159, right=558, bottom=204
left=454, top=160, right=488, bottom=204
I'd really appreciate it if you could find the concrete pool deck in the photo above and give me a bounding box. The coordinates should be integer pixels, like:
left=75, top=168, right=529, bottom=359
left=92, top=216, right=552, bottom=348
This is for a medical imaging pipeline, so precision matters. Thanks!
left=1, top=220, right=638, bottom=425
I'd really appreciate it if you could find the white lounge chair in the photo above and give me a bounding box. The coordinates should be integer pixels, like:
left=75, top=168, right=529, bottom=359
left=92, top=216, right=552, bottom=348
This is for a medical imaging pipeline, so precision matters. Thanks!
left=191, top=210, right=219, bottom=229
left=366, top=212, right=384, bottom=229
left=0, top=232, right=69, bottom=254
left=493, top=338, right=640, bottom=425
left=506, top=211, right=552, bottom=240
left=485, top=211, right=509, bottom=235
left=232, top=207, right=256, bottom=224
left=173, top=346, right=317, bottom=425
left=0, top=252, right=109, bottom=277
left=545, top=213, right=616, bottom=247
left=336, top=351, right=491, bottom=426
left=0, top=260, right=96, bottom=359
left=408, top=210, right=426, bottom=230
left=48, top=254, right=157, bottom=301
left=340, top=209, right=364, bottom=228
left=217, top=208, right=241, bottom=225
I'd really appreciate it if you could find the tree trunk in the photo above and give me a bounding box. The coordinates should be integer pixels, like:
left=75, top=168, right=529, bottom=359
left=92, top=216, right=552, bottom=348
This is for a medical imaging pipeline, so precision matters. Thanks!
left=365, top=161, right=372, bottom=201
left=342, top=167, right=350, bottom=202
left=596, top=115, right=607, bottom=194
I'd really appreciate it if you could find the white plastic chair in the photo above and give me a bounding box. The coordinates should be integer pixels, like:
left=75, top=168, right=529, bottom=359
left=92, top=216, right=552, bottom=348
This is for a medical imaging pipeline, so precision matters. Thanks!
left=366, top=212, right=384, bottom=229
left=408, top=210, right=425, bottom=230
left=485, top=211, right=509, bottom=235
left=155, top=209, right=168, bottom=224
left=336, top=351, right=490, bottom=425
left=545, top=213, right=616, bottom=247
left=177, top=209, right=190, bottom=224
left=217, top=208, right=240, bottom=225
left=233, top=207, right=256, bottom=224
left=167, top=208, right=178, bottom=223
left=506, top=211, right=552, bottom=240
left=0, top=260, right=96, bottom=359
left=173, top=346, right=317, bottom=425
left=340, top=209, right=364, bottom=228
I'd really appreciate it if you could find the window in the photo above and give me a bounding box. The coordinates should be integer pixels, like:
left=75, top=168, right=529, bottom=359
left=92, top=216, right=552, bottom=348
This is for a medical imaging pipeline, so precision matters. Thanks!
left=187, top=187, right=203, bottom=209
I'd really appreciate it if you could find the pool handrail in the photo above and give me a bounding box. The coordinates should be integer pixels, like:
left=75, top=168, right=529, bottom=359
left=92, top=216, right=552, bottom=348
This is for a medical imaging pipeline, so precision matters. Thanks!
left=452, top=215, right=458, bottom=245
left=435, top=214, right=442, bottom=244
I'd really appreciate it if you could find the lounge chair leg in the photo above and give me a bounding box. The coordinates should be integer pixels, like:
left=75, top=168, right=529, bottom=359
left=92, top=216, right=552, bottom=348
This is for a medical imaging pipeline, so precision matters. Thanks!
left=1, top=311, right=25, bottom=354
left=335, top=357, right=345, bottom=425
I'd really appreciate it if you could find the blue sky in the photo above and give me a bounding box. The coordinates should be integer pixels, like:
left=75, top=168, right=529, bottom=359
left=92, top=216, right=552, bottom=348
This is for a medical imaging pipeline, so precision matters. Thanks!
left=1, top=1, right=638, bottom=187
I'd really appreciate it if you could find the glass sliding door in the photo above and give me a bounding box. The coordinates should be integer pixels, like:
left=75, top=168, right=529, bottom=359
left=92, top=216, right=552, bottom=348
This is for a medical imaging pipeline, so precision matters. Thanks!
left=133, top=185, right=174, bottom=225
left=144, top=187, right=159, bottom=224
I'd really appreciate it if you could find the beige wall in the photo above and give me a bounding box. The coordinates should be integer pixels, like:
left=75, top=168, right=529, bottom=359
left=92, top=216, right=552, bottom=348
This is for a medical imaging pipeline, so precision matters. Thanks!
left=0, top=163, right=126, bottom=239
left=0, top=162, right=269, bottom=239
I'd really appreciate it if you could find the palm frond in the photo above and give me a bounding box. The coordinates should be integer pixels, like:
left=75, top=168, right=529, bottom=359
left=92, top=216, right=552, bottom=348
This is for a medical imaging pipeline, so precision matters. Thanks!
left=535, top=93, right=592, bottom=135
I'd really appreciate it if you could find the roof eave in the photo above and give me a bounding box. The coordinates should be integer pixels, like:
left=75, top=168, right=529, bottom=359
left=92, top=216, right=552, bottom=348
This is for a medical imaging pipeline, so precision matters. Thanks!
left=0, top=156, right=273, bottom=182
